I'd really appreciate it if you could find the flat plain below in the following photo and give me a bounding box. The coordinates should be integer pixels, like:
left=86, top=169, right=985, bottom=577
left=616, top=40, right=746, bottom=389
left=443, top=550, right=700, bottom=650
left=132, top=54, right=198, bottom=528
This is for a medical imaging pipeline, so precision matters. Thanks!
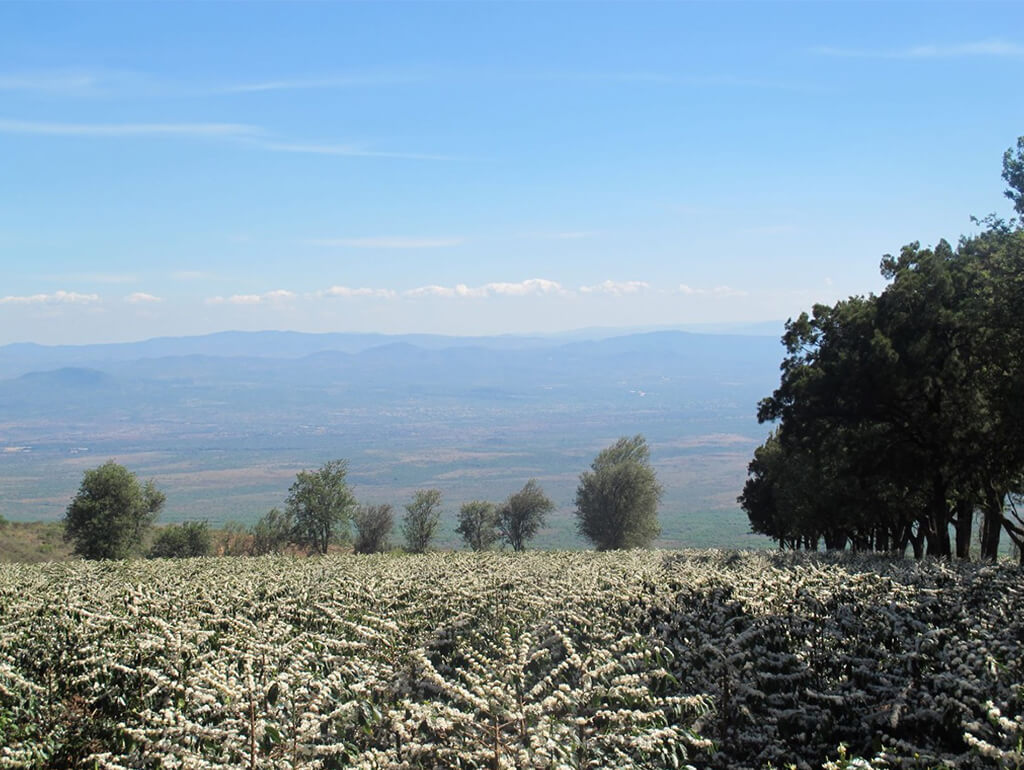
left=0, top=330, right=780, bottom=549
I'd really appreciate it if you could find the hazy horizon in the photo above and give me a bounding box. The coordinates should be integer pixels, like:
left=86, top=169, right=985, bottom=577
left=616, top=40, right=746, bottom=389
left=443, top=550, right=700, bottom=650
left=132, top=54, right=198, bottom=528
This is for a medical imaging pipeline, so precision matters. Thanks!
left=0, top=319, right=789, bottom=349
left=0, top=329, right=780, bottom=548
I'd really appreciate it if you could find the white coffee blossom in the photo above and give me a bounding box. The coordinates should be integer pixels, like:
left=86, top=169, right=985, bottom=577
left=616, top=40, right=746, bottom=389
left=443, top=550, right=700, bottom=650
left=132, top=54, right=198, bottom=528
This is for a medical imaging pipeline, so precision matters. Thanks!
left=0, top=550, right=1021, bottom=768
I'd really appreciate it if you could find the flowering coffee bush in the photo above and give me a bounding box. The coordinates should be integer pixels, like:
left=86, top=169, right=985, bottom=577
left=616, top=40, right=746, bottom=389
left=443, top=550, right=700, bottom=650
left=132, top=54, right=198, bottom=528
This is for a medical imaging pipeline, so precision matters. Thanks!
left=0, top=551, right=1021, bottom=769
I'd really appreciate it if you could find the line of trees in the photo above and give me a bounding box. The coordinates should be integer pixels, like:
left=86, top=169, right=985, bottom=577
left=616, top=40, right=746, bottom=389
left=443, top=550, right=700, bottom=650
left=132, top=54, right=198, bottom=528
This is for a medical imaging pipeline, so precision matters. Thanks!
left=59, top=435, right=663, bottom=559
left=455, top=479, right=555, bottom=553
left=740, top=138, right=1024, bottom=562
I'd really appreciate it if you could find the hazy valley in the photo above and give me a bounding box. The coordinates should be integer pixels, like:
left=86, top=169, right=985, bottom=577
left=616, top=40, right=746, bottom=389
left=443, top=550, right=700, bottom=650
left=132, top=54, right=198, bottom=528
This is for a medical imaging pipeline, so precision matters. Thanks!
left=0, top=329, right=780, bottom=549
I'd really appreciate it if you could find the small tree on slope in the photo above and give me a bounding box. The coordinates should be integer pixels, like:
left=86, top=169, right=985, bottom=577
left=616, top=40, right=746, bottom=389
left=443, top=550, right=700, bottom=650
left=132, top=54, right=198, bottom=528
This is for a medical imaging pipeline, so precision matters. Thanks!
left=286, top=460, right=355, bottom=554
left=63, top=461, right=165, bottom=560
left=403, top=489, right=442, bottom=553
left=575, top=435, right=662, bottom=550
left=498, top=480, right=554, bottom=552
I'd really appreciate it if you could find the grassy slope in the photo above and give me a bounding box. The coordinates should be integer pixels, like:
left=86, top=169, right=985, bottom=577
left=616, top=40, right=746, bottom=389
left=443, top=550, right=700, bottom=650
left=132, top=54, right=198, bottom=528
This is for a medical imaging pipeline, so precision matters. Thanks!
left=0, top=520, right=73, bottom=562
left=0, top=521, right=263, bottom=563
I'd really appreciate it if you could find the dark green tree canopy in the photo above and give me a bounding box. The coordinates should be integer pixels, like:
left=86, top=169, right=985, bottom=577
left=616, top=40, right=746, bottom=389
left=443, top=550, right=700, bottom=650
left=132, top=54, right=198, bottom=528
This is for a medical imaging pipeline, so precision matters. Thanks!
left=1003, top=136, right=1024, bottom=219
left=402, top=489, right=442, bottom=553
left=744, top=143, right=1024, bottom=561
left=63, top=461, right=165, bottom=560
left=456, top=500, right=498, bottom=551
left=353, top=503, right=394, bottom=554
left=286, top=460, right=355, bottom=554
left=250, top=507, right=293, bottom=556
left=498, top=480, right=554, bottom=552
left=575, top=435, right=662, bottom=550
left=148, top=521, right=211, bottom=559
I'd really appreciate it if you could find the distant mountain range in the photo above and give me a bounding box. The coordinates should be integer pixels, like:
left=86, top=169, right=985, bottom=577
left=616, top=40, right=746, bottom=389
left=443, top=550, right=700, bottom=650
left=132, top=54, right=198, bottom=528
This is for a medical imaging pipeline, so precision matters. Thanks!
left=0, top=324, right=784, bottom=379
left=0, top=328, right=785, bottom=547
left=0, top=330, right=784, bottom=419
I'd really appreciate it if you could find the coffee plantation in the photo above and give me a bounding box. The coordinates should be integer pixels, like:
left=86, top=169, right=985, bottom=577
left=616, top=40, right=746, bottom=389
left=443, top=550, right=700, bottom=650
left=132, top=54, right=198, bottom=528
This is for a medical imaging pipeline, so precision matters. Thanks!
left=0, top=551, right=1021, bottom=768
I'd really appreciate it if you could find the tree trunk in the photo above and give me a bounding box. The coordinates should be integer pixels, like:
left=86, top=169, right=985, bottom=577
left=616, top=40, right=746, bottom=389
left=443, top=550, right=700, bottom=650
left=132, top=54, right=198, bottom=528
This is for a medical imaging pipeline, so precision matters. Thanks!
left=926, top=526, right=952, bottom=557
left=1002, top=497, right=1024, bottom=565
left=875, top=528, right=890, bottom=553
left=909, top=524, right=925, bottom=561
left=823, top=530, right=846, bottom=551
left=980, top=486, right=1004, bottom=561
left=925, top=481, right=952, bottom=558
left=954, top=498, right=974, bottom=560
left=893, top=522, right=913, bottom=558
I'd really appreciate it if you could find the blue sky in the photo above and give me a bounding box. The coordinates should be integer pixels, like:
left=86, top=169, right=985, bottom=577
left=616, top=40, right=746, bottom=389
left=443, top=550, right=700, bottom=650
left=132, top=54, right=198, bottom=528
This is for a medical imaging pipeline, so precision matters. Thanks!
left=1, top=1, right=1022, bottom=344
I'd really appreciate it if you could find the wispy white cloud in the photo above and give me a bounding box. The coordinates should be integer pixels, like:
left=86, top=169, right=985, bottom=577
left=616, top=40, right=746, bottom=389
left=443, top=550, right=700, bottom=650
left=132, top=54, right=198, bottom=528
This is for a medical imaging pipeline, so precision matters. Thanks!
left=222, top=73, right=427, bottom=93
left=256, top=140, right=459, bottom=161
left=220, top=69, right=802, bottom=93
left=747, top=224, right=799, bottom=236
left=486, top=279, right=567, bottom=297
left=528, top=231, right=599, bottom=241
left=319, top=285, right=396, bottom=299
left=309, top=236, right=465, bottom=249
left=0, top=118, right=260, bottom=138
left=0, top=68, right=182, bottom=97
left=0, top=68, right=426, bottom=98
left=0, top=118, right=454, bottom=161
left=580, top=280, right=650, bottom=296
left=41, top=272, right=136, bottom=284
left=0, top=67, right=813, bottom=102
left=404, top=284, right=479, bottom=298
left=678, top=284, right=748, bottom=298
left=263, top=289, right=296, bottom=301
left=0, top=290, right=101, bottom=305
left=0, top=71, right=100, bottom=93
left=206, top=289, right=296, bottom=306
left=205, top=280, right=570, bottom=303
left=519, top=71, right=815, bottom=91
left=812, top=39, right=1024, bottom=59
left=405, top=278, right=567, bottom=299
left=552, top=231, right=597, bottom=240
left=124, top=292, right=162, bottom=304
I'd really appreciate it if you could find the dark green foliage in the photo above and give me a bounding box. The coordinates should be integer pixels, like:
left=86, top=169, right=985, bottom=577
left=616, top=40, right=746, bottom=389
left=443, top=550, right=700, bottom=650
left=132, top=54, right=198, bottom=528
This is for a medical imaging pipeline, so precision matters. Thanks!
left=148, top=521, right=211, bottom=559
left=1003, top=135, right=1024, bottom=219
left=497, top=480, right=554, bottom=552
left=62, top=461, right=165, bottom=560
left=575, top=435, right=662, bottom=550
left=402, top=489, right=442, bottom=553
left=218, top=521, right=251, bottom=556
left=250, top=508, right=293, bottom=555
left=456, top=500, right=498, bottom=551
left=353, top=504, right=393, bottom=554
left=744, top=142, right=1024, bottom=560
left=286, top=460, right=355, bottom=554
